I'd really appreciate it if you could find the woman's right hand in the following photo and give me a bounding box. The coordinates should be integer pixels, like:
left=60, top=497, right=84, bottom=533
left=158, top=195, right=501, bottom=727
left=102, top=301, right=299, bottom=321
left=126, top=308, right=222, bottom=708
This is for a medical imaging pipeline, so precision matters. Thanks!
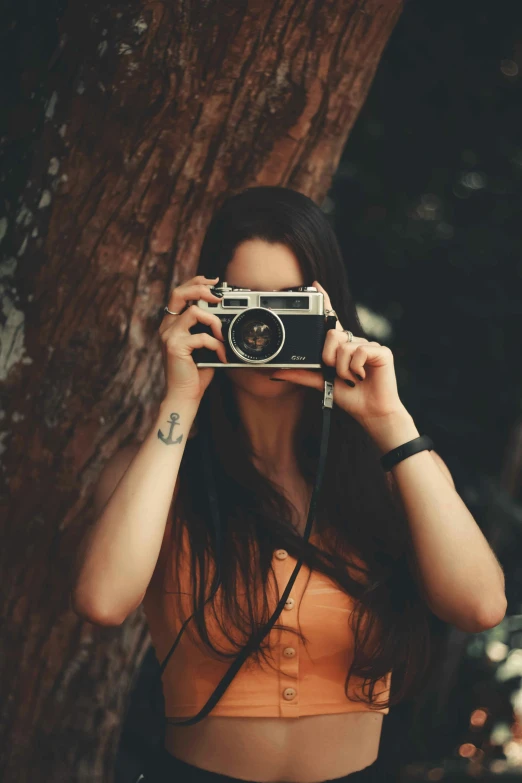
left=159, top=275, right=228, bottom=402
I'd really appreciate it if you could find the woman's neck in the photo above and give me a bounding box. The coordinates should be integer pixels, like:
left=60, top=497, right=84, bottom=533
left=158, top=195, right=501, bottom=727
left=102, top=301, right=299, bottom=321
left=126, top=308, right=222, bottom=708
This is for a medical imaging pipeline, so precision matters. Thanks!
left=232, top=383, right=308, bottom=478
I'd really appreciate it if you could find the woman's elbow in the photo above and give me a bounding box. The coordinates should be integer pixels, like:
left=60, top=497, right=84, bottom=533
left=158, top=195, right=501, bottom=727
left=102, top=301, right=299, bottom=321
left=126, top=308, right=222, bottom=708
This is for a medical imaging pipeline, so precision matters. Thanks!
left=69, top=592, right=125, bottom=626
left=474, top=595, right=508, bottom=632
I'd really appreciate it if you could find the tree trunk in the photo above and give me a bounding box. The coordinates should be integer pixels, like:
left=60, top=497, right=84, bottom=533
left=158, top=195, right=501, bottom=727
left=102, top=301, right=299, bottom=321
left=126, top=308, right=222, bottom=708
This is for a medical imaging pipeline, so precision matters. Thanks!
left=0, top=0, right=403, bottom=779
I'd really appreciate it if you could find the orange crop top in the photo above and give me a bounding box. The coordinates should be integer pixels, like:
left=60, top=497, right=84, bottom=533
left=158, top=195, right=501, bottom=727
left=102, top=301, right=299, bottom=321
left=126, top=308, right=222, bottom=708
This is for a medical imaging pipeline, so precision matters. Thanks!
left=143, top=521, right=392, bottom=719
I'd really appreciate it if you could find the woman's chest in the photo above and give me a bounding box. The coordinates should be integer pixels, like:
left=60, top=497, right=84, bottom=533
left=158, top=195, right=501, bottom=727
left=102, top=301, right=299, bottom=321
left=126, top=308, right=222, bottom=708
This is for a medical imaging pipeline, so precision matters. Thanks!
left=153, top=538, right=359, bottom=664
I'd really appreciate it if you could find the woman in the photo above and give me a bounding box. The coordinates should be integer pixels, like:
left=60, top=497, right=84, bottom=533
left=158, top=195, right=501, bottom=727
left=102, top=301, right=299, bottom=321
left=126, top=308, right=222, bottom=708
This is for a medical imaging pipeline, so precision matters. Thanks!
left=74, top=186, right=506, bottom=783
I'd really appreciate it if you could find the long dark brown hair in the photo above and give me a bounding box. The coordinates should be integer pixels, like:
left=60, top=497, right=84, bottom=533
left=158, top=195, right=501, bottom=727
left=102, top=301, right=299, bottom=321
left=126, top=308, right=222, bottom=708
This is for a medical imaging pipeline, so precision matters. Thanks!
left=167, top=186, right=434, bottom=711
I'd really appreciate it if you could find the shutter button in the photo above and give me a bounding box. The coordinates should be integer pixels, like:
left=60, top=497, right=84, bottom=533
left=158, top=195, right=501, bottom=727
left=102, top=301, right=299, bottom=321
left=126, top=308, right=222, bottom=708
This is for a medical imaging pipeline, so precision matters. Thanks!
left=275, top=549, right=288, bottom=560
left=283, top=687, right=297, bottom=700
left=283, top=647, right=296, bottom=657
left=284, top=597, right=295, bottom=610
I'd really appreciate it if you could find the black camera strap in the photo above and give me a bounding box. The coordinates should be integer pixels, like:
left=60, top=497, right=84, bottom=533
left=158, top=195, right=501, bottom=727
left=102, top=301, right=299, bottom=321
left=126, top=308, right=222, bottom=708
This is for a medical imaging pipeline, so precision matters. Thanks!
left=159, top=315, right=338, bottom=726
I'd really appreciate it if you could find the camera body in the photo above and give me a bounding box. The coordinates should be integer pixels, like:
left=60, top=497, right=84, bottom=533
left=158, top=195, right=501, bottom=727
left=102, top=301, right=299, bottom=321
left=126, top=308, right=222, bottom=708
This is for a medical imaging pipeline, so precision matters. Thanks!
left=190, top=282, right=328, bottom=368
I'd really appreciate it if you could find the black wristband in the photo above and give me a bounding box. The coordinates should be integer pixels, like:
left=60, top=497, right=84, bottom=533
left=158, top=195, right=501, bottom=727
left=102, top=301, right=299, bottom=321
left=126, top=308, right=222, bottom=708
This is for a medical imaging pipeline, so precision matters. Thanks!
left=380, top=434, right=434, bottom=472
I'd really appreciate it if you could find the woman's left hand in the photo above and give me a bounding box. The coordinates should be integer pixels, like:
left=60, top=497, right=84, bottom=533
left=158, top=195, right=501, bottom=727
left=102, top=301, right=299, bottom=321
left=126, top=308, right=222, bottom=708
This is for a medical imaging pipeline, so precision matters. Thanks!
left=269, top=280, right=406, bottom=426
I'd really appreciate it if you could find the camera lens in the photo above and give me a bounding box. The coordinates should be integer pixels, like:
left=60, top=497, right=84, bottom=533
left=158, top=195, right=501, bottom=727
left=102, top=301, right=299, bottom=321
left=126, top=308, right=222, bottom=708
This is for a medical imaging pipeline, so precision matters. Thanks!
left=229, top=308, right=284, bottom=363
left=239, top=319, right=271, bottom=353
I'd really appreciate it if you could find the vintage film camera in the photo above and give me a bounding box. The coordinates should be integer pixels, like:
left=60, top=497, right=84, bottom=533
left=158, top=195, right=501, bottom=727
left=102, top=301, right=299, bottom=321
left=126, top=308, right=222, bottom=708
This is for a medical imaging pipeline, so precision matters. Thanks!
left=190, top=282, right=328, bottom=368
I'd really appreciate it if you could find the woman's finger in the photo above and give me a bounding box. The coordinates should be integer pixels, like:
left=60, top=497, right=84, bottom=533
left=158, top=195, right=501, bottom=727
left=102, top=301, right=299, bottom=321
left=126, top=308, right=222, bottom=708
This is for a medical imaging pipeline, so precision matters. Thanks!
left=322, top=328, right=343, bottom=366
left=160, top=276, right=221, bottom=331
left=336, top=342, right=359, bottom=383
left=181, top=331, right=228, bottom=365
left=160, top=303, right=225, bottom=345
left=314, top=279, right=345, bottom=332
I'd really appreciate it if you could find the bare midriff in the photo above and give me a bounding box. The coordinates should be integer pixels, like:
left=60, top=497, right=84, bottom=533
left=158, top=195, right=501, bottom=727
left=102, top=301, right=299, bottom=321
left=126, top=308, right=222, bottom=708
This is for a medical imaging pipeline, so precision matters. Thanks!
left=164, top=711, right=383, bottom=782
left=163, top=476, right=384, bottom=782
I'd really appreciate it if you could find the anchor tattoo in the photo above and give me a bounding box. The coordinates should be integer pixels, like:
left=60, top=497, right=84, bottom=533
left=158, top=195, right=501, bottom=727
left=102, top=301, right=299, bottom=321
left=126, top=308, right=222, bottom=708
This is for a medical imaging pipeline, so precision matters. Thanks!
left=158, top=412, right=184, bottom=445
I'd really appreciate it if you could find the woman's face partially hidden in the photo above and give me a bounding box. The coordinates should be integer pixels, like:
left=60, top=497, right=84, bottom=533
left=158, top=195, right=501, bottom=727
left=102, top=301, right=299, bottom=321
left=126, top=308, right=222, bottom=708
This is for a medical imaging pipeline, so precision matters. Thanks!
left=221, top=239, right=308, bottom=398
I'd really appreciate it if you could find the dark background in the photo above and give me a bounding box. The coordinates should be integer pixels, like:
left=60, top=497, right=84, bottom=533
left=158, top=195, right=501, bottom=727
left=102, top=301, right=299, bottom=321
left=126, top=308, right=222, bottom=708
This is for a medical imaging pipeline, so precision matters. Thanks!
left=330, top=0, right=522, bottom=490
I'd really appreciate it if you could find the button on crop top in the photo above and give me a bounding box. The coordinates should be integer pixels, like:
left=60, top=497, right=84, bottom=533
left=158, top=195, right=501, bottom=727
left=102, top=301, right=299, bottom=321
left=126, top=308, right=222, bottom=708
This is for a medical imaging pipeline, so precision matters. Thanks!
left=143, top=521, right=392, bottom=719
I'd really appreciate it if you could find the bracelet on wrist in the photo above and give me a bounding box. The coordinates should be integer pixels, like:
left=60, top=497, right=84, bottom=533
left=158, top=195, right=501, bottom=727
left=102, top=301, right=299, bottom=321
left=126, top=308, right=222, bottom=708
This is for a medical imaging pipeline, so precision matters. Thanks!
left=380, top=434, right=434, bottom=472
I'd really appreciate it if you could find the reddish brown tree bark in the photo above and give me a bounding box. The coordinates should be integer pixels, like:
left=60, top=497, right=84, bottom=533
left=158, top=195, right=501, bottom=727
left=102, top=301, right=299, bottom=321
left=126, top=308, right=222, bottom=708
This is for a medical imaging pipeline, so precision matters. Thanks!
left=1, top=0, right=403, bottom=779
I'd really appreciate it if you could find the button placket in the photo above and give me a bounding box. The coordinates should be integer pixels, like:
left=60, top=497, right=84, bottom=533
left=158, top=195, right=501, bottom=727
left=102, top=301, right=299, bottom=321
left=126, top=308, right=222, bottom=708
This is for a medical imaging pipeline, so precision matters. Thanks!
left=273, top=548, right=300, bottom=717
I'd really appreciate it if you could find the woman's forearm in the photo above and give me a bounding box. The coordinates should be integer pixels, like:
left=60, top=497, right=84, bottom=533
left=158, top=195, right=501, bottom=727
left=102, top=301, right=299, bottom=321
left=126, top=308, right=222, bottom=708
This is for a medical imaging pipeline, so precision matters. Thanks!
left=362, top=407, right=507, bottom=633
left=72, top=395, right=199, bottom=624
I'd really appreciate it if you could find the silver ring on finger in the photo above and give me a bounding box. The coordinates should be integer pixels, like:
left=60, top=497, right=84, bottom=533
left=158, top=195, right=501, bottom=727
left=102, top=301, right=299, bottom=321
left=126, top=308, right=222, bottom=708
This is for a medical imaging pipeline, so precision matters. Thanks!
left=163, top=306, right=183, bottom=316
left=343, top=329, right=354, bottom=342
